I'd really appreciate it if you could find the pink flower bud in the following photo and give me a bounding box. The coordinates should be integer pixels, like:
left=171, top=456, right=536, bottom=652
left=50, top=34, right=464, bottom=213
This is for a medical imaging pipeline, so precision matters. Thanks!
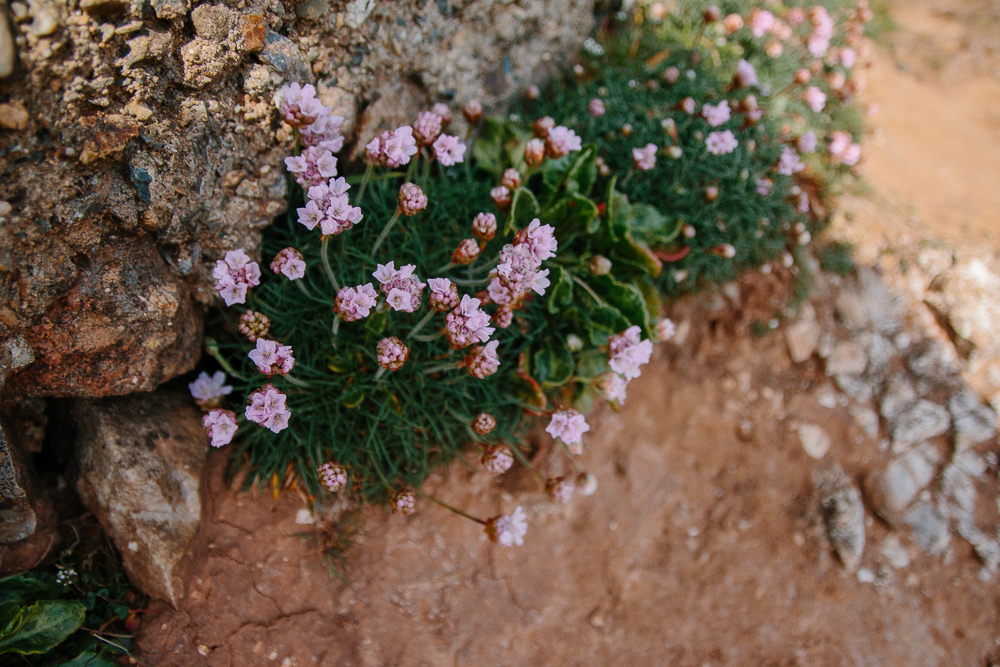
left=546, top=476, right=575, bottom=503
left=472, top=212, right=497, bottom=242
left=794, top=68, right=811, bottom=85
left=465, top=340, right=501, bottom=379
left=317, top=461, right=348, bottom=493
left=481, top=445, right=514, bottom=476
left=492, top=305, right=513, bottom=329
left=376, top=336, right=409, bottom=371
left=533, top=116, right=555, bottom=138
left=463, top=100, right=483, bottom=124
left=451, top=238, right=481, bottom=265
left=576, top=472, right=598, bottom=496
left=413, top=110, right=444, bottom=146
left=703, top=5, right=720, bottom=22
left=501, top=168, right=522, bottom=191
left=491, top=185, right=512, bottom=210
left=588, top=98, right=606, bottom=118
left=472, top=412, right=496, bottom=435
left=723, top=13, right=744, bottom=33
left=238, top=310, right=270, bottom=342
left=705, top=185, right=719, bottom=201
left=524, top=138, right=545, bottom=167
left=398, top=182, right=427, bottom=216
left=710, top=243, right=736, bottom=258
left=526, top=84, right=540, bottom=100
left=431, top=102, right=453, bottom=125
left=428, top=277, right=460, bottom=312
left=589, top=255, right=612, bottom=275
left=389, top=489, right=416, bottom=515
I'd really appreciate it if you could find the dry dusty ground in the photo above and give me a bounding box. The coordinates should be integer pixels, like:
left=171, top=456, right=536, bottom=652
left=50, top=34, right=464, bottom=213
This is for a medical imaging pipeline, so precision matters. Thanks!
left=136, top=2, right=1000, bottom=664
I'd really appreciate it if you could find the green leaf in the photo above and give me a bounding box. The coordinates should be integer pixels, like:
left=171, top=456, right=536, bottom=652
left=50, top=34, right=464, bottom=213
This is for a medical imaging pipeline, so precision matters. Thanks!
left=472, top=118, right=517, bottom=178
left=0, top=575, right=59, bottom=607
left=590, top=275, right=652, bottom=334
left=546, top=267, right=574, bottom=315
left=0, top=600, right=85, bottom=656
left=609, top=237, right=663, bottom=278
left=58, top=650, right=122, bottom=667
left=508, top=187, right=540, bottom=232
left=574, top=354, right=609, bottom=381
left=365, top=311, right=387, bottom=337
left=563, top=145, right=598, bottom=196
left=604, top=185, right=630, bottom=242
left=585, top=305, right=629, bottom=346
left=533, top=343, right=574, bottom=388
left=341, top=391, right=365, bottom=409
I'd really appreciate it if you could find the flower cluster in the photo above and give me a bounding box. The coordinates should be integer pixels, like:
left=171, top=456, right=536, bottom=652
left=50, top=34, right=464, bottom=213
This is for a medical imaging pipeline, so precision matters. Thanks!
left=376, top=337, right=409, bottom=371
left=373, top=262, right=426, bottom=313
left=203, top=409, right=238, bottom=448
left=335, top=283, right=378, bottom=321
left=245, top=384, right=291, bottom=434
left=270, top=248, right=306, bottom=280
left=486, top=506, right=527, bottom=547
left=318, top=461, right=348, bottom=493
left=297, top=178, right=363, bottom=236
left=365, top=126, right=419, bottom=168
left=248, top=338, right=295, bottom=376
left=238, top=310, right=270, bottom=342
left=445, top=295, right=495, bottom=348
left=213, top=250, right=261, bottom=306
left=489, top=219, right=557, bottom=306
left=189, top=371, right=232, bottom=409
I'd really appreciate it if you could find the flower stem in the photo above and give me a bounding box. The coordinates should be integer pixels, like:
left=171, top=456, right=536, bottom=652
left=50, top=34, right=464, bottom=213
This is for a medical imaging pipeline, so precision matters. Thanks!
left=320, top=236, right=340, bottom=291
left=410, top=330, right=444, bottom=343
left=447, top=276, right=490, bottom=287
left=281, top=373, right=311, bottom=389
left=434, top=261, right=456, bottom=274
left=415, top=491, right=487, bottom=525
left=406, top=309, right=437, bottom=340
left=370, top=209, right=402, bottom=257
left=204, top=338, right=246, bottom=381
left=404, top=155, right=419, bottom=183
left=356, top=163, right=375, bottom=204
left=620, top=166, right=636, bottom=188
left=374, top=366, right=387, bottom=382
left=421, top=360, right=464, bottom=375
left=571, top=274, right=605, bottom=306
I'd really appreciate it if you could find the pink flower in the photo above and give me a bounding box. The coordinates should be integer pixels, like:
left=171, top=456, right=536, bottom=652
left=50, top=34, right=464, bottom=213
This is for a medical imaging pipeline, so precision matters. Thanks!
left=545, top=126, right=582, bottom=158
left=681, top=97, right=697, bottom=114
left=787, top=7, right=805, bottom=26
left=277, top=82, right=329, bottom=127
left=495, top=244, right=541, bottom=296
left=365, top=127, right=419, bottom=167
left=481, top=445, right=514, bottom=476
left=373, top=262, right=425, bottom=313
left=748, top=8, right=775, bottom=37
left=723, top=13, right=743, bottom=33
left=413, top=110, right=443, bottom=146
left=490, top=185, right=512, bottom=210
left=284, top=147, right=338, bottom=188
left=445, top=294, right=495, bottom=348
left=705, top=130, right=738, bottom=155
left=472, top=212, right=497, bottom=241
left=486, top=506, right=527, bottom=546
left=655, top=317, right=676, bottom=342
left=335, top=283, right=378, bottom=321
left=493, top=306, right=513, bottom=329
left=317, top=461, right=348, bottom=493
left=803, top=86, right=827, bottom=113
left=632, top=143, right=658, bottom=171
left=316, top=190, right=363, bottom=236
left=840, top=47, right=858, bottom=69
left=398, top=182, right=427, bottom=216
left=465, top=340, right=501, bottom=379
left=300, top=113, right=345, bottom=153
left=500, top=168, right=522, bottom=191
left=463, top=100, right=483, bottom=124
left=545, top=408, right=590, bottom=445
left=433, top=134, right=466, bottom=166
left=515, top=219, right=558, bottom=260
left=797, top=191, right=810, bottom=213
left=755, top=177, right=774, bottom=196
left=238, top=310, right=270, bottom=342
left=296, top=199, right=324, bottom=231
left=807, top=33, right=830, bottom=57
left=487, top=277, right=514, bottom=306
left=431, top=102, right=453, bottom=125
left=663, top=66, right=681, bottom=84
left=589, top=98, right=606, bottom=117
left=245, top=384, right=291, bottom=433
left=777, top=147, right=805, bottom=175
left=451, top=238, right=481, bottom=265
left=736, top=59, right=758, bottom=87
left=533, top=116, right=555, bottom=138
left=546, top=477, right=575, bottom=503
left=376, top=337, right=409, bottom=371
left=270, top=247, right=306, bottom=280
left=428, top=277, right=460, bottom=312
left=390, top=489, right=416, bottom=515
left=249, top=338, right=295, bottom=376
left=203, top=409, right=238, bottom=447
left=594, top=372, right=629, bottom=404
left=608, top=326, right=653, bottom=380
left=473, top=412, right=496, bottom=435
left=189, top=371, right=233, bottom=409
left=797, top=130, right=818, bottom=153
left=212, top=249, right=261, bottom=306
left=524, top=138, right=545, bottom=167
left=841, top=143, right=861, bottom=166
left=702, top=100, right=732, bottom=127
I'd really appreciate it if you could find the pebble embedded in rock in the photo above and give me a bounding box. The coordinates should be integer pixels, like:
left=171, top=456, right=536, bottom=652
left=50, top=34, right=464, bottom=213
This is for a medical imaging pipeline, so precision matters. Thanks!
left=825, top=340, right=869, bottom=377
left=891, top=399, right=950, bottom=453
left=816, top=467, right=866, bottom=572
left=904, top=501, right=950, bottom=555
left=0, top=14, right=15, bottom=78
left=949, top=388, right=997, bottom=452
left=865, top=444, right=939, bottom=526
left=785, top=302, right=821, bottom=363
left=796, top=422, right=831, bottom=459
left=0, top=102, right=28, bottom=130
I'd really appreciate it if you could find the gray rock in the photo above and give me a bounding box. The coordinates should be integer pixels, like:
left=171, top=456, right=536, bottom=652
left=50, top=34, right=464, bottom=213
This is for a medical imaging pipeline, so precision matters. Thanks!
left=344, top=0, right=375, bottom=28
left=785, top=302, right=821, bottom=363
left=879, top=373, right=918, bottom=423
left=191, top=4, right=234, bottom=41
left=954, top=450, right=987, bottom=477
left=0, top=402, right=54, bottom=566
left=924, top=257, right=1000, bottom=362
left=865, top=334, right=895, bottom=384
left=905, top=501, right=951, bottom=555
left=796, top=422, right=831, bottom=459
left=74, top=393, right=208, bottom=607
left=865, top=444, right=939, bottom=526
left=941, top=464, right=976, bottom=513
left=295, top=0, right=328, bottom=20
left=835, top=267, right=904, bottom=335
left=150, top=0, right=188, bottom=19
left=891, top=399, right=950, bottom=453
left=0, top=423, right=37, bottom=543
left=825, top=340, right=869, bottom=377
left=260, top=31, right=312, bottom=82
left=906, top=340, right=961, bottom=393
left=816, top=467, right=866, bottom=572
left=833, top=374, right=873, bottom=402
left=0, top=6, right=15, bottom=78
left=848, top=404, right=880, bottom=439
left=953, top=514, right=1000, bottom=577
left=949, top=388, right=997, bottom=452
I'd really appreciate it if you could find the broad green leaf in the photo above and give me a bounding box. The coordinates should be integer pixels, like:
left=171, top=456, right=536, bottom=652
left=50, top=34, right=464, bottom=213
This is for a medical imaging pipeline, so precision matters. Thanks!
left=365, top=311, right=387, bottom=337
left=575, top=354, right=610, bottom=380
left=0, top=575, right=58, bottom=607
left=508, top=187, right=540, bottom=232
left=563, top=145, right=598, bottom=196
left=546, top=267, right=574, bottom=315
left=59, top=650, right=122, bottom=666
left=609, top=237, right=663, bottom=278
left=590, top=275, right=652, bottom=334
left=585, top=305, right=629, bottom=346
left=341, top=391, right=365, bottom=409
left=0, top=600, right=85, bottom=656
left=472, top=117, right=519, bottom=178
left=533, top=343, right=574, bottom=388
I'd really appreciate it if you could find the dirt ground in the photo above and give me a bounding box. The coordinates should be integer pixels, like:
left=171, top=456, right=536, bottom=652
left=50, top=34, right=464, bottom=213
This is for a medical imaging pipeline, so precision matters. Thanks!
left=136, top=2, right=1000, bottom=665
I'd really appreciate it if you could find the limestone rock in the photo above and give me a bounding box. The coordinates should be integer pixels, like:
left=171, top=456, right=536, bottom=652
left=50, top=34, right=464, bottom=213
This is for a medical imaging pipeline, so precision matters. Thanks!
left=890, top=399, right=950, bottom=453
left=73, top=393, right=208, bottom=607
left=948, top=388, right=997, bottom=452
left=816, top=467, right=866, bottom=572
left=795, top=422, right=831, bottom=459
left=785, top=302, right=820, bottom=363
left=904, top=501, right=950, bottom=555
left=0, top=102, right=29, bottom=131
left=825, top=340, right=869, bottom=377
left=834, top=267, right=904, bottom=335
left=0, top=6, right=15, bottom=78
left=865, top=444, right=939, bottom=527
left=924, top=257, right=1000, bottom=361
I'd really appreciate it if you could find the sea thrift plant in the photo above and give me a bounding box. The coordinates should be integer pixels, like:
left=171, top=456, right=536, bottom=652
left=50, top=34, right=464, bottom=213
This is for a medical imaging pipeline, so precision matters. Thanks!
left=189, top=371, right=233, bottom=409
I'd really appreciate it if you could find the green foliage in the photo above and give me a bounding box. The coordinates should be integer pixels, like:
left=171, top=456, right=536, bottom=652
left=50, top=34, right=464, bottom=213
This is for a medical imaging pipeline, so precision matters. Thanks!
left=0, top=599, right=86, bottom=656
left=816, top=240, right=857, bottom=275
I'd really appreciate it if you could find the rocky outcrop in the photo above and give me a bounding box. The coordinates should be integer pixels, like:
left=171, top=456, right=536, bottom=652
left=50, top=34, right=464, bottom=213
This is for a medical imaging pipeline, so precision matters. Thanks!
left=0, top=0, right=595, bottom=398
left=74, top=392, right=208, bottom=606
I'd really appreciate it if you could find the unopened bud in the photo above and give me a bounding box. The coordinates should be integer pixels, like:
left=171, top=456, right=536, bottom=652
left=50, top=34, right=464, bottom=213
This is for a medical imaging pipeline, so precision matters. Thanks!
left=463, top=99, right=483, bottom=124
left=501, top=168, right=522, bottom=191
left=589, top=255, right=613, bottom=276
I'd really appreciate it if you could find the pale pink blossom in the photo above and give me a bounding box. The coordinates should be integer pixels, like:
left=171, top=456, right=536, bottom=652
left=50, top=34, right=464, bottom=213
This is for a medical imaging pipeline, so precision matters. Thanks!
left=736, top=59, right=758, bottom=87
left=545, top=408, right=590, bottom=445
left=284, top=147, right=338, bottom=188
left=487, top=277, right=514, bottom=306
left=495, top=244, right=542, bottom=295
left=803, top=86, right=827, bottom=113
left=481, top=445, right=514, bottom=476
left=427, top=278, right=459, bottom=312
left=524, top=138, right=546, bottom=167
left=432, top=134, right=466, bottom=166
left=189, top=371, right=233, bottom=409
left=277, top=82, right=328, bottom=127
left=533, top=116, right=555, bottom=138
left=490, top=185, right=512, bottom=209
left=486, top=506, right=527, bottom=546
left=413, top=110, right=443, bottom=146
left=335, top=283, right=378, bottom=321
left=203, top=409, right=237, bottom=447
left=515, top=219, right=558, bottom=260
left=249, top=338, right=295, bottom=376
left=212, top=249, right=261, bottom=306
left=365, top=127, right=419, bottom=167
left=270, top=247, right=306, bottom=280
left=238, top=310, right=270, bottom=342
left=245, top=384, right=291, bottom=433
left=787, top=7, right=805, bottom=26
left=431, top=102, right=453, bottom=125
left=840, top=47, right=858, bottom=69
left=705, top=130, right=738, bottom=155
left=777, top=147, right=805, bottom=175
left=681, top=97, right=697, bottom=114
left=702, top=100, right=731, bottom=127
left=390, top=489, right=416, bottom=515
left=472, top=212, right=497, bottom=241
left=473, top=412, right=496, bottom=435
left=807, top=33, right=831, bottom=57
left=663, top=66, right=681, bottom=84
left=655, top=317, right=676, bottom=342
left=632, top=143, right=658, bottom=171
left=755, top=177, right=774, bottom=196
left=299, top=113, right=345, bottom=153
left=451, top=238, right=481, bottom=265
left=445, top=295, right=495, bottom=348
left=528, top=269, right=550, bottom=296
left=493, top=306, right=513, bottom=329
left=723, top=13, right=743, bottom=33
left=376, top=337, right=409, bottom=371
left=296, top=199, right=324, bottom=231
left=797, top=191, right=810, bottom=213
left=748, top=8, right=775, bottom=37
left=594, top=372, right=629, bottom=404
left=545, top=126, right=582, bottom=158
left=319, top=194, right=363, bottom=235
left=797, top=130, right=818, bottom=153
left=317, top=462, right=348, bottom=493
left=465, top=340, right=501, bottom=379
left=841, top=143, right=861, bottom=166
left=500, top=168, right=521, bottom=191
left=546, top=477, right=575, bottom=503
left=398, top=182, right=427, bottom=216
left=373, top=262, right=425, bottom=313
left=589, top=98, right=606, bottom=117
left=608, top=325, right=653, bottom=380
